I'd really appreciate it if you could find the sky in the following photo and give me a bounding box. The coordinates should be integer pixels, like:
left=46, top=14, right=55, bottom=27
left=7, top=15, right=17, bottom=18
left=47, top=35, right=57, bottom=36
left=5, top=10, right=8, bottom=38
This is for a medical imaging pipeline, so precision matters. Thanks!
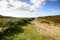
left=0, top=0, right=60, bottom=18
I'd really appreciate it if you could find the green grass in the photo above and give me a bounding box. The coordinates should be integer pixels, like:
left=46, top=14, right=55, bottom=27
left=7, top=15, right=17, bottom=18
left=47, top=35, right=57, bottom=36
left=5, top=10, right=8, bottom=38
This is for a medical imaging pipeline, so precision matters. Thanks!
left=0, top=24, right=55, bottom=40
left=0, top=16, right=55, bottom=40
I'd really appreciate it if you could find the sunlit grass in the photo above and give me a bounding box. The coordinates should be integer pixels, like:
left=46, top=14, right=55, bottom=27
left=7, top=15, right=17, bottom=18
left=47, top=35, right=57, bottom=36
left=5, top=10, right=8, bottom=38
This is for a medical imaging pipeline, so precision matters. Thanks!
left=0, top=16, right=55, bottom=40
left=0, top=24, right=54, bottom=40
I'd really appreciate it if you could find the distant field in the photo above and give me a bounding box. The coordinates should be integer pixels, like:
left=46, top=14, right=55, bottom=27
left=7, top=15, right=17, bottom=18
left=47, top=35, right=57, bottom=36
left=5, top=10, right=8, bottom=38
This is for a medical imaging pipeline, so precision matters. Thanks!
left=37, top=15, right=60, bottom=27
left=37, top=15, right=60, bottom=23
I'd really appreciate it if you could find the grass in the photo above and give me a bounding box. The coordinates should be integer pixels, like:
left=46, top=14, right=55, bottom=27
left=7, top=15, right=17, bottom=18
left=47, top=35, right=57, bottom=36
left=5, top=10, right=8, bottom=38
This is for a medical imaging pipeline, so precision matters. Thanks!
left=0, top=16, right=55, bottom=40
left=37, top=15, right=60, bottom=26
left=37, top=15, right=60, bottom=23
left=0, top=24, right=55, bottom=40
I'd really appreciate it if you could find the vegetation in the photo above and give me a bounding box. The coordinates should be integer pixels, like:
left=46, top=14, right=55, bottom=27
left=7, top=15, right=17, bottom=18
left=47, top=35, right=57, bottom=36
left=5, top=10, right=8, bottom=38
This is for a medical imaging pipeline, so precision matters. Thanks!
left=0, top=15, right=57, bottom=40
left=37, top=15, right=60, bottom=26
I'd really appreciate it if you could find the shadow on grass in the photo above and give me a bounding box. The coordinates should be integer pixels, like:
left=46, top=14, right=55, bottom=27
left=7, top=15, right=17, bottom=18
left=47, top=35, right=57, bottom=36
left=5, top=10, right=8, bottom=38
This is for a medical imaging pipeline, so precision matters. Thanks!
left=0, top=26, right=24, bottom=40
left=0, top=19, right=33, bottom=40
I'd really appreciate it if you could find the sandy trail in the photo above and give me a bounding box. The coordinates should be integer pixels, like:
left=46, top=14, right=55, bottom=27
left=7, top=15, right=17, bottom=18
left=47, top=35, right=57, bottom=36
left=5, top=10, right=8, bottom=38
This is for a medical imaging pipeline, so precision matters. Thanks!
left=31, top=19, right=60, bottom=40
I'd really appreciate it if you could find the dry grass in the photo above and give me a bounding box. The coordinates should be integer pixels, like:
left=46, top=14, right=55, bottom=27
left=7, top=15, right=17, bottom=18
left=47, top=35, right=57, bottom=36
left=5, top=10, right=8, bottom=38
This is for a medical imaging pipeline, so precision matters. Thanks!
left=31, top=15, right=60, bottom=40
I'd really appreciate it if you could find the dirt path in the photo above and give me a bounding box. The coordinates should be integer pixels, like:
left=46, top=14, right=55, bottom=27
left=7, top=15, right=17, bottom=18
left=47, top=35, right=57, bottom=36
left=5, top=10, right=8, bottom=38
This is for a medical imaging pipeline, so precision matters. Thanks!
left=31, top=19, right=60, bottom=40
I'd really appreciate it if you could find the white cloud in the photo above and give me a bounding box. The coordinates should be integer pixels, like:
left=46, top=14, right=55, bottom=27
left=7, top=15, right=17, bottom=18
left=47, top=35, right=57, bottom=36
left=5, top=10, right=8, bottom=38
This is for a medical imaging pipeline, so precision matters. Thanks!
left=0, top=0, right=45, bottom=12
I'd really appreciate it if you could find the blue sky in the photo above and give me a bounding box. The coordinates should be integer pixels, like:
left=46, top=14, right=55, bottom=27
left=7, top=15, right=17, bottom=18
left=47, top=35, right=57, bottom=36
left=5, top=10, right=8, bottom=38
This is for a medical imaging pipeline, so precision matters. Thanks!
left=37, top=0, right=60, bottom=16
left=0, top=0, right=60, bottom=17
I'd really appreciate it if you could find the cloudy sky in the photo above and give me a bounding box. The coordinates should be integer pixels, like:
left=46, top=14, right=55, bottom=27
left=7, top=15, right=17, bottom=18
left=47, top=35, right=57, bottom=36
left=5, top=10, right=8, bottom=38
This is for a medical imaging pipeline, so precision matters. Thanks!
left=0, top=0, right=60, bottom=17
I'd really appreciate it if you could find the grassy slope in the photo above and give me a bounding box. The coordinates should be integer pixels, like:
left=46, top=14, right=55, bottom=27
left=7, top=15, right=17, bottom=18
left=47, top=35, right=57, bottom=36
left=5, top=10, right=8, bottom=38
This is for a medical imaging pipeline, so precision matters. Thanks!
left=31, top=15, right=60, bottom=40
left=37, top=15, right=60, bottom=26
left=0, top=15, right=55, bottom=40
left=37, top=15, right=60, bottom=23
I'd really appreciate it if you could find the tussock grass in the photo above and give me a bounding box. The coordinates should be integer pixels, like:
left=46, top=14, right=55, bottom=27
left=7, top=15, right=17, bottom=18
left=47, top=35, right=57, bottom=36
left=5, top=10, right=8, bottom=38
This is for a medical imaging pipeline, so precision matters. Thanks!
left=0, top=16, right=54, bottom=40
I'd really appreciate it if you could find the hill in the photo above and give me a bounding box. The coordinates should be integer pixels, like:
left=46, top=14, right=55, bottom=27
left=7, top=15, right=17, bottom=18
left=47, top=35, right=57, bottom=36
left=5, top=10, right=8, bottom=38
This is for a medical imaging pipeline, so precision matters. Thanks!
left=32, top=15, right=60, bottom=40
left=0, top=15, right=60, bottom=40
left=37, top=15, right=60, bottom=23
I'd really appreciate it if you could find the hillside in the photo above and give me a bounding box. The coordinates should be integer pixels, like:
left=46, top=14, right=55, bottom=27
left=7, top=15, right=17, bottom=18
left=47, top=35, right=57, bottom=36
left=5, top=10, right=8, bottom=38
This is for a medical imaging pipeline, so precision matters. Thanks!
left=32, top=15, right=60, bottom=40
left=37, top=15, right=60, bottom=23
left=0, top=15, right=60, bottom=40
